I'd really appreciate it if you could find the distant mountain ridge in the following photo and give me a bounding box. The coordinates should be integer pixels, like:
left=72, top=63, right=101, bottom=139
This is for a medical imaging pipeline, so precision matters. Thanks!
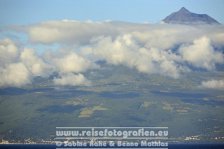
left=163, top=7, right=220, bottom=25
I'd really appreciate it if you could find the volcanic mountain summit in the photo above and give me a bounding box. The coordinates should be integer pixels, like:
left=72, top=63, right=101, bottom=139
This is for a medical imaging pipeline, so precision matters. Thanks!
left=163, top=7, right=220, bottom=25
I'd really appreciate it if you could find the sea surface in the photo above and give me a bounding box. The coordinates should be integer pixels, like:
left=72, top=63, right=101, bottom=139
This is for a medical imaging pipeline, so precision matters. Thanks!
left=0, top=144, right=224, bottom=149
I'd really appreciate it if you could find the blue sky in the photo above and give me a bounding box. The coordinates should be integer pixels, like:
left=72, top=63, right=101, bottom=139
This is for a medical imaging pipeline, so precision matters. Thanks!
left=0, top=0, right=223, bottom=25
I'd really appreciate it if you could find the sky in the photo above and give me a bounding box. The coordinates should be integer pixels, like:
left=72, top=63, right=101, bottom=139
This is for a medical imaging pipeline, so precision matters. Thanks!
left=0, top=0, right=224, bottom=25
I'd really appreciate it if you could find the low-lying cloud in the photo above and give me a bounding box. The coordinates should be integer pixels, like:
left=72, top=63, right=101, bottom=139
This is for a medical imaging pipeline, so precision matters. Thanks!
left=20, top=48, right=50, bottom=76
left=52, top=52, right=91, bottom=73
left=201, top=79, right=224, bottom=89
left=53, top=73, right=90, bottom=86
left=83, top=35, right=184, bottom=78
left=179, top=36, right=223, bottom=70
left=0, top=38, right=92, bottom=87
left=1, top=20, right=224, bottom=87
left=0, top=62, right=31, bottom=87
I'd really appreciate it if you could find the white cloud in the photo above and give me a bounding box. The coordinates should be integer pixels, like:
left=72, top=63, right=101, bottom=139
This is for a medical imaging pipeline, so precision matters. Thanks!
left=0, top=38, right=93, bottom=87
left=1, top=21, right=224, bottom=87
left=27, top=20, right=122, bottom=44
left=20, top=48, right=50, bottom=76
left=25, top=20, right=224, bottom=48
left=0, top=38, right=18, bottom=65
left=52, top=52, right=92, bottom=73
left=200, top=79, right=224, bottom=89
left=179, top=36, right=224, bottom=70
left=84, top=34, right=184, bottom=78
left=0, top=63, right=31, bottom=87
left=53, top=73, right=90, bottom=86
left=0, top=39, right=32, bottom=87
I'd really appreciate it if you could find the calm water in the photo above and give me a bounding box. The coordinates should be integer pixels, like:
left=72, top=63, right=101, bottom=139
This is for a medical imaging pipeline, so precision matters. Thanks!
left=0, top=144, right=224, bottom=149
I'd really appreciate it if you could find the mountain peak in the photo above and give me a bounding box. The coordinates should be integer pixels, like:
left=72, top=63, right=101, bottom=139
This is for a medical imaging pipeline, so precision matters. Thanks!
left=163, top=7, right=220, bottom=25
left=179, top=7, right=190, bottom=13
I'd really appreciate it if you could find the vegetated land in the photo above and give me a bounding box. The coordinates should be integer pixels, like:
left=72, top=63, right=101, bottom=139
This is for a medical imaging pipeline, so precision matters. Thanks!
left=0, top=64, right=224, bottom=143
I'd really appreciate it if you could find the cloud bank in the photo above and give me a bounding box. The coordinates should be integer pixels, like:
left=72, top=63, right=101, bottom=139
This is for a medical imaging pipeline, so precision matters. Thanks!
left=0, top=38, right=92, bottom=87
left=1, top=20, right=224, bottom=87
left=179, top=36, right=223, bottom=70
left=201, top=80, right=224, bottom=89
left=0, top=63, right=31, bottom=87
left=53, top=73, right=90, bottom=86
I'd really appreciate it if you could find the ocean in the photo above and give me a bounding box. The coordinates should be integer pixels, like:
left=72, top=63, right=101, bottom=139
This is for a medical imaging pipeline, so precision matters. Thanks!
left=0, top=143, right=224, bottom=149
